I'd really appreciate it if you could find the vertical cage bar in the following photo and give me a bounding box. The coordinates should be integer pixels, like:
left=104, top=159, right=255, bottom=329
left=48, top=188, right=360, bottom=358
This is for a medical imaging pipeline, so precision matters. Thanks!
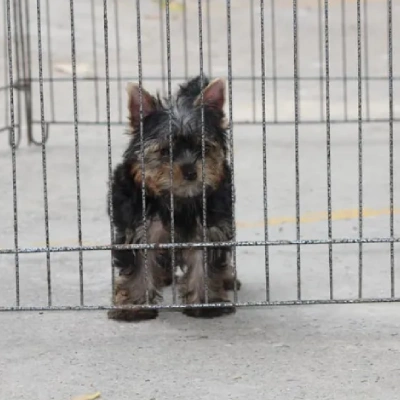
left=45, top=0, right=55, bottom=121
left=69, top=0, right=85, bottom=305
left=113, top=0, right=123, bottom=123
left=250, top=0, right=256, bottom=123
left=90, top=0, right=100, bottom=122
left=206, top=0, right=212, bottom=76
left=16, top=0, right=29, bottom=145
left=136, top=0, right=149, bottom=304
left=363, top=0, right=370, bottom=120
left=165, top=0, right=177, bottom=303
left=356, top=0, right=363, bottom=298
left=182, top=0, right=189, bottom=80
left=198, top=0, right=209, bottom=304
left=318, top=0, right=324, bottom=121
left=260, top=0, right=269, bottom=302
left=270, top=0, right=278, bottom=123
left=340, top=0, right=348, bottom=121
left=4, top=0, right=10, bottom=129
left=23, top=0, right=33, bottom=146
left=387, top=0, right=395, bottom=297
left=103, top=0, right=115, bottom=297
left=324, top=0, right=333, bottom=299
left=226, top=0, right=237, bottom=302
left=159, top=0, right=166, bottom=96
left=293, top=0, right=301, bottom=300
left=12, top=0, right=22, bottom=147
left=36, top=0, right=52, bottom=306
left=6, top=0, right=20, bottom=306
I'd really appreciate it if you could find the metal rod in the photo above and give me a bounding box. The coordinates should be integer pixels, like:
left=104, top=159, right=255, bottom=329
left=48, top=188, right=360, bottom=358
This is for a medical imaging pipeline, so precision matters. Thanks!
left=103, top=0, right=115, bottom=299
left=136, top=0, right=149, bottom=305
left=28, top=117, right=400, bottom=127
left=45, top=0, right=55, bottom=121
left=260, top=0, right=269, bottom=302
left=227, top=0, right=237, bottom=302
left=159, top=0, right=166, bottom=96
left=24, top=75, right=400, bottom=83
left=270, top=0, right=278, bottom=122
left=250, top=0, right=256, bottom=122
left=206, top=0, right=212, bottom=76
left=356, top=0, right=364, bottom=299
left=2, top=296, right=400, bottom=313
left=36, top=0, right=52, bottom=306
left=363, top=0, right=370, bottom=119
left=6, top=0, right=20, bottom=306
left=69, top=0, right=85, bottom=306
left=387, top=0, right=395, bottom=297
left=182, top=0, right=189, bottom=80
left=113, top=0, right=123, bottom=123
left=293, top=0, right=301, bottom=300
left=198, top=0, right=209, bottom=303
left=90, top=0, right=100, bottom=122
left=318, top=0, right=324, bottom=121
left=2, top=236, right=400, bottom=256
left=165, top=0, right=177, bottom=303
left=324, top=0, right=333, bottom=299
left=340, top=0, right=348, bottom=121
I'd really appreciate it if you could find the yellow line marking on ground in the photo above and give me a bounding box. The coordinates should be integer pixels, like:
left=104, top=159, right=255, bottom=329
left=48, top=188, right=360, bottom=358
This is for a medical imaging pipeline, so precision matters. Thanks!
left=12, top=207, right=398, bottom=249
left=236, top=207, right=400, bottom=229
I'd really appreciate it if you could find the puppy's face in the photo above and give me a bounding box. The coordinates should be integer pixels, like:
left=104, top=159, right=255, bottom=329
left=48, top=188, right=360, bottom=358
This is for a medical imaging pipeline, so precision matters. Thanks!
left=131, top=130, right=225, bottom=197
left=126, top=79, right=228, bottom=198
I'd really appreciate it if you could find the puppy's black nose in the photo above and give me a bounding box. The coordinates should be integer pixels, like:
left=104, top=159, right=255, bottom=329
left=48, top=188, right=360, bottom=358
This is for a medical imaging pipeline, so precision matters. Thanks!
left=181, top=164, right=197, bottom=181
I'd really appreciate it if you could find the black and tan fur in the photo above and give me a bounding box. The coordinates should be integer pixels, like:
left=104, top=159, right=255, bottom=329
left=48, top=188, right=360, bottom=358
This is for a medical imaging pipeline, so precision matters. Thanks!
left=107, top=76, right=240, bottom=322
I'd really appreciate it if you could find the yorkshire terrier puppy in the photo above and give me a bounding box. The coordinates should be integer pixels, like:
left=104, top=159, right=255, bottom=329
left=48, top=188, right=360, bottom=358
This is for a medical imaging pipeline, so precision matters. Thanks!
left=107, top=75, right=240, bottom=322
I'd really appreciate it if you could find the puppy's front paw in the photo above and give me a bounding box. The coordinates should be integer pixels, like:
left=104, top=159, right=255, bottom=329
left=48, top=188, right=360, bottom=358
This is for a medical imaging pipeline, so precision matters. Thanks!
left=107, top=307, right=158, bottom=322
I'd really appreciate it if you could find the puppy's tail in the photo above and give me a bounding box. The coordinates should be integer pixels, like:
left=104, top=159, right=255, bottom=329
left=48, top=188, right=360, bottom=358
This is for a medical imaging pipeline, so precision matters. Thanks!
left=176, top=75, right=210, bottom=104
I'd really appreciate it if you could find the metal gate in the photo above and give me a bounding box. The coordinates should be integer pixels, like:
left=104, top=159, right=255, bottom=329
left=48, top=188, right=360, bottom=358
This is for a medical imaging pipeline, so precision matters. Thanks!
left=0, top=0, right=399, bottom=313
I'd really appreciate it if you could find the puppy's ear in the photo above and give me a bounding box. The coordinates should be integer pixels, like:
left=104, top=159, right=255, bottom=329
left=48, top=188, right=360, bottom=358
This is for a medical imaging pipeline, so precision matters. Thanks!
left=194, top=78, right=225, bottom=111
left=126, top=83, right=156, bottom=128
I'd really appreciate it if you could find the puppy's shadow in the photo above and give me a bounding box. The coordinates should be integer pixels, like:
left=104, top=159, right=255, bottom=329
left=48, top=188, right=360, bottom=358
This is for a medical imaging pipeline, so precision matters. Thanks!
left=156, top=280, right=306, bottom=342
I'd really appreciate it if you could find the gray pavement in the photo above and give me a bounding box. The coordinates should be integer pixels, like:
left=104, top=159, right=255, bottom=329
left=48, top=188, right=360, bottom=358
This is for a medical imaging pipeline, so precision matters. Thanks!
left=1, top=1, right=400, bottom=399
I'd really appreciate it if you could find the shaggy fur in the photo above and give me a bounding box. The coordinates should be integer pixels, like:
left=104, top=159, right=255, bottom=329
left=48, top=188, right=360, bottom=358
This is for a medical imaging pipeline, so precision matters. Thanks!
left=107, top=76, right=240, bottom=321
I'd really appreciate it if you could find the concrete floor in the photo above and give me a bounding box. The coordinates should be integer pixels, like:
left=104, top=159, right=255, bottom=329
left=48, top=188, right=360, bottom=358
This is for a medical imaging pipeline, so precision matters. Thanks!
left=1, top=0, right=400, bottom=399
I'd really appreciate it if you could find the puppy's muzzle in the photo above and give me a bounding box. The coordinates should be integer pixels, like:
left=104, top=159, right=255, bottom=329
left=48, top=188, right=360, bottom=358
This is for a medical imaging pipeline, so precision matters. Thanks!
left=181, top=164, right=198, bottom=181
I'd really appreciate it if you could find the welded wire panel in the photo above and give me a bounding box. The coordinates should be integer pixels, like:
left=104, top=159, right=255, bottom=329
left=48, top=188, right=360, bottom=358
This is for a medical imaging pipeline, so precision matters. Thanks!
left=0, top=0, right=398, bottom=312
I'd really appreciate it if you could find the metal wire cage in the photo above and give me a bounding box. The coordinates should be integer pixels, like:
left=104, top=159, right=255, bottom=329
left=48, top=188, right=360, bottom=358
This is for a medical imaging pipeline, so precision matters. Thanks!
left=0, top=0, right=399, bottom=312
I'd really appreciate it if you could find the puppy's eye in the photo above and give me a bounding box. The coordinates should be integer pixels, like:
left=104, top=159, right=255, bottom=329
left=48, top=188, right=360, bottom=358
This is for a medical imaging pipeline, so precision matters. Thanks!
left=160, top=148, right=170, bottom=157
left=203, top=144, right=212, bottom=155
